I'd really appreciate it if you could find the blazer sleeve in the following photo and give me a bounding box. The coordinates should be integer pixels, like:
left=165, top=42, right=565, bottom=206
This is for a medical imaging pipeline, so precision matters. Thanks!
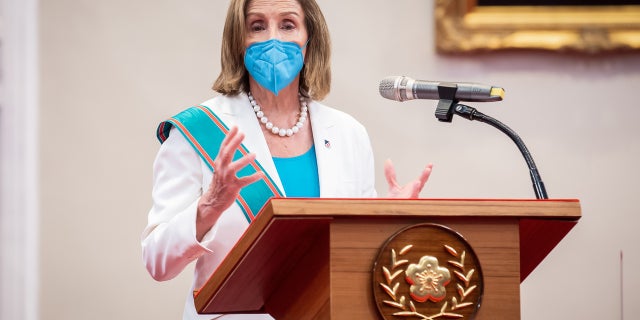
left=141, top=127, right=213, bottom=281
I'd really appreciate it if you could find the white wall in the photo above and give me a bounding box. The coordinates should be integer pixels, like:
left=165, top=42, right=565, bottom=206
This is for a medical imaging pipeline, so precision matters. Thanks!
left=37, top=0, right=640, bottom=319
left=1, top=0, right=39, bottom=320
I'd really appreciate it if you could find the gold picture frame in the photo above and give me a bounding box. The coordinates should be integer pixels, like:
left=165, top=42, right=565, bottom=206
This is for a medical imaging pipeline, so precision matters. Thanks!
left=435, top=0, right=640, bottom=53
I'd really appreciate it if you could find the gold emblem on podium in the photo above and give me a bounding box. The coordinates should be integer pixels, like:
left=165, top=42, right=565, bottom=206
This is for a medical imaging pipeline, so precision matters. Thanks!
left=372, top=223, right=483, bottom=319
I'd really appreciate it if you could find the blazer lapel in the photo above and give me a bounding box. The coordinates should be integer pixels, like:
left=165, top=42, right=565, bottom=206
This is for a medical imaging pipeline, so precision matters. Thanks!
left=309, top=101, right=339, bottom=197
left=216, top=94, right=285, bottom=195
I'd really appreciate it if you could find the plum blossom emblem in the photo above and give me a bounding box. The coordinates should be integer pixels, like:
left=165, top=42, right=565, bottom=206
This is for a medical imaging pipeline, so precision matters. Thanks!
left=405, top=256, right=451, bottom=303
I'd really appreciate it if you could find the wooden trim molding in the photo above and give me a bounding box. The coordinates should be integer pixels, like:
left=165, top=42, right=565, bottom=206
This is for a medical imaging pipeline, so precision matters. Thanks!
left=435, top=0, right=640, bottom=53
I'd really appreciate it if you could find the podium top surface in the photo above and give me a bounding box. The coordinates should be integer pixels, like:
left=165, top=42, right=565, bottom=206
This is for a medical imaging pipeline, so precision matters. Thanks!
left=263, top=198, right=580, bottom=219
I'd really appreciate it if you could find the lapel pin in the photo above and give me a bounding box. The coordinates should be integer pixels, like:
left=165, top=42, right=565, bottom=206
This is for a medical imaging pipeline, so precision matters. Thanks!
left=324, top=139, right=331, bottom=149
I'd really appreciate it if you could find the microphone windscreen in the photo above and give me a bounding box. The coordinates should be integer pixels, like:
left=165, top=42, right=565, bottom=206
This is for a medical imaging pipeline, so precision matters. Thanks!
left=379, top=76, right=403, bottom=101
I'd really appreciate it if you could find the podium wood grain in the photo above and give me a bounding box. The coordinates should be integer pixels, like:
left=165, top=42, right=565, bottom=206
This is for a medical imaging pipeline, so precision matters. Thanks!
left=194, top=198, right=581, bottom=319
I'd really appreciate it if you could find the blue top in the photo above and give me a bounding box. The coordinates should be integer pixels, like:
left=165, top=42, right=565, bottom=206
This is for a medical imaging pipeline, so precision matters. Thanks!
left=272, top=145, right=320, bottom=197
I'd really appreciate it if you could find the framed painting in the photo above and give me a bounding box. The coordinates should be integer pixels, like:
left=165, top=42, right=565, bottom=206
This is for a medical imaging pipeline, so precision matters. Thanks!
left=435, top=0, right=640, bottom=53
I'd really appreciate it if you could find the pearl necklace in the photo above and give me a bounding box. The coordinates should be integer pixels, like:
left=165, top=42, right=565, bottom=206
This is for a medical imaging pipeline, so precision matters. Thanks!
left=248, top=92, right=308, bottom=137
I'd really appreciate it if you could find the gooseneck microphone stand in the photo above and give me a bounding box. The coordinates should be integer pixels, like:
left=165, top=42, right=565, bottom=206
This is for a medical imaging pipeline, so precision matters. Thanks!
left=434, top=84, right=548, bottom=199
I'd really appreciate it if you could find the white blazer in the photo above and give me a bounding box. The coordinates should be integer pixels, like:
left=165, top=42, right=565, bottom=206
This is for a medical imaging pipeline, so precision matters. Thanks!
left=141, top=93, right=376, bottom=319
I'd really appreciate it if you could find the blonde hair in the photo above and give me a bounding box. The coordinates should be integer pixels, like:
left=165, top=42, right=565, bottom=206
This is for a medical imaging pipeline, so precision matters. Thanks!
left=212, top=0, right=332, bottom=100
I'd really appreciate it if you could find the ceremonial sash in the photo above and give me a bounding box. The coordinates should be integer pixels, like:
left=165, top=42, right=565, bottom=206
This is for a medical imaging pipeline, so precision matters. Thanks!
left=157, top=105, right=282, bottom=223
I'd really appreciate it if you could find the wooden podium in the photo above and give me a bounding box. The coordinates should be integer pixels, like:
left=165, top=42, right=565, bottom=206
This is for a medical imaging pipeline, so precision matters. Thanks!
left=194, top=198, right=581, bottom=319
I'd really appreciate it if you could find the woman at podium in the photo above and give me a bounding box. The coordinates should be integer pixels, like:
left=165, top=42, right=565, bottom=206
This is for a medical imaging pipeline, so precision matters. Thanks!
left=141, top=0, right=432, bottom=318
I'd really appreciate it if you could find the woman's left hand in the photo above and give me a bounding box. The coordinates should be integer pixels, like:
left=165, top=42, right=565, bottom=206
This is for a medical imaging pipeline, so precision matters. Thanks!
left=384, top=159, right=433, bottom=198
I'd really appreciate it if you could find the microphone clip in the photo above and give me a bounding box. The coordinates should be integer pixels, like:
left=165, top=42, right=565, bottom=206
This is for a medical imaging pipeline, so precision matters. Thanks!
left=434, top=83, right=459, bottom=122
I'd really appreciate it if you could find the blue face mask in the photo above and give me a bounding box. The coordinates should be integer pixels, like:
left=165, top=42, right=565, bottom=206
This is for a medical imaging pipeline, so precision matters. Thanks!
left=244, top=38, right=306, bottom=96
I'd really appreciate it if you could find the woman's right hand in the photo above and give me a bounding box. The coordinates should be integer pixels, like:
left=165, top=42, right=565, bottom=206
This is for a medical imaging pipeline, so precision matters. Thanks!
left=195, top=126, right=264, bottom=241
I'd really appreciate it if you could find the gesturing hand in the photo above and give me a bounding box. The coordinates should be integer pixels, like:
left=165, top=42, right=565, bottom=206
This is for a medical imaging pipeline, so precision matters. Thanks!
left=196, top=126, right=264, bottom=241
left=384, top=159, right=433, bottom=198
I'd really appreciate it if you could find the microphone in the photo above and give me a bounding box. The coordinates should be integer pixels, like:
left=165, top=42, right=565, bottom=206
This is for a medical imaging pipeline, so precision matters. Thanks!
left=379, top=76, right=505, bottom=102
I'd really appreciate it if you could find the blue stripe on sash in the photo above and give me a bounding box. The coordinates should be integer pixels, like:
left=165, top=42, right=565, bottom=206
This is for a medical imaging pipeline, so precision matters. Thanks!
left=156, top=105, right=282, bottom=223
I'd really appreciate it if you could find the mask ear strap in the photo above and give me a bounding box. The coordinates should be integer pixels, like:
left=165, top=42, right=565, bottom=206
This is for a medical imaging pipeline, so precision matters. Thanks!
left=302, top=38, right=310, bottom=49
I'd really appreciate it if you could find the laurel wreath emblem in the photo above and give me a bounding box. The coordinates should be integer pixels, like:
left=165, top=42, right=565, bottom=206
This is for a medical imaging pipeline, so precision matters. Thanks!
left=378, top=244, right=477, bottom=319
